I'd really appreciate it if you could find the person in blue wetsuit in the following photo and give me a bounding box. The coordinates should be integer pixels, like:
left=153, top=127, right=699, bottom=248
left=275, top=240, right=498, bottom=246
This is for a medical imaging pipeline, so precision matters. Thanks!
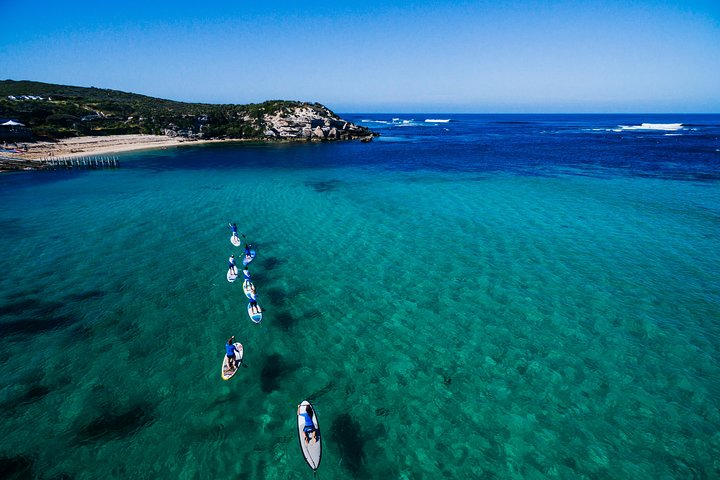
left=242, top=265, right=251, bottom=279
left=228, top=254, right=236, bottom=274
left=225, top=336, right=239, bottom=371
left=297, top=404, right=319, bottom=444
left=243, top=244, right=253, bottom=258
left=228, top=223, right=239, bottom=240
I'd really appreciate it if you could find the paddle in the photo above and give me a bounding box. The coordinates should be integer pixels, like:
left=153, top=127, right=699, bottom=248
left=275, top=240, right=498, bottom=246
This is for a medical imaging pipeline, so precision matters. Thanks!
left=228, top=222, right=247, bottom=239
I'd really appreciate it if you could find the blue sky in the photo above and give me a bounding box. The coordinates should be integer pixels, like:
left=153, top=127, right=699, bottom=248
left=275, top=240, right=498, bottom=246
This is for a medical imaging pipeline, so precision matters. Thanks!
left=1, top=0, right=719, bottom=112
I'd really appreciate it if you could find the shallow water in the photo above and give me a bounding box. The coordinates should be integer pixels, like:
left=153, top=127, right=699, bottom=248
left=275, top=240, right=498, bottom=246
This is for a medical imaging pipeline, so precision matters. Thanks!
left=1, top=115, right=719, bottom=479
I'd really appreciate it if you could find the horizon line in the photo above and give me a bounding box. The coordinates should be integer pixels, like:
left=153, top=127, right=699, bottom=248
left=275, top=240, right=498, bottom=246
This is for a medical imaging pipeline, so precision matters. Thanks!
left=339, top=112, right=720, bottom=115
left=2, top=80, right=718, bottom=116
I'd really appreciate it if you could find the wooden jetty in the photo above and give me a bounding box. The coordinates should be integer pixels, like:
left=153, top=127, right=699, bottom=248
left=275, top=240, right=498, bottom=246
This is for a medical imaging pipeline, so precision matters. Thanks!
left=40, top=155, right=120, bottom=169
left=0, top=155, right=120, bottom=172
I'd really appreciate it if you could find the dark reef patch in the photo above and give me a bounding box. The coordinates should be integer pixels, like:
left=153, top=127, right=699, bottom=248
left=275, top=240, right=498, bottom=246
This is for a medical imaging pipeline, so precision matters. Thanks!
left=264, top=287, right=288, bottom=307
left=0, top=217, right=26, bottom=237
left=76, top=403, right=155, bottom=443
left=0, top=454, right=34, bottom=479
left=260, top=353, right=294, bottom=393
left=274, top=311, right=298, bottom=331
left=16, top=384, right=51, bottom=406
left=262, top=256, right=285, bottom=271
left=0, top=299, right=43, bottom=317
left=66, top=290, right=106, bottom=302
left=0, top=296, right=74, bottom=340
left=331, top=413, right=365, bottom=475
left=304, top=179, right=342, bottom=193
left=308, top=380, right=335, bottom=401
left=2, top=315, right=78, bottom=337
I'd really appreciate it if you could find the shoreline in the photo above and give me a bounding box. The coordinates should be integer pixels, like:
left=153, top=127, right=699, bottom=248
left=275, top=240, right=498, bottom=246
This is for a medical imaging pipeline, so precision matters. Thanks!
left=2, top=134, right=241, bottom=161
left=0, top=133, right=370, bottom=172
left=0, top=133, right=373, bottom=172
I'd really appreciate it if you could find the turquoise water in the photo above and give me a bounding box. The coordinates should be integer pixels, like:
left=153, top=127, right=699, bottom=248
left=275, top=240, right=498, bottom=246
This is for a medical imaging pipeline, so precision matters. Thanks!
left=1, top=117, right=720, bottom=478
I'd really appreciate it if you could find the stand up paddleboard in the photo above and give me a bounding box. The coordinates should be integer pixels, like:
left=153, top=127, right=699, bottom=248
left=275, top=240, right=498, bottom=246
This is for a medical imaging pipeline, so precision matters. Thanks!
left=243, top=279, right=257, bottom=300
left=297, top=400, right=322, bottom=471
left=248, top=303, right=262, bottom=323
left=230, top=235, right=241, bottom=247
left=243, top=249, right=256, bottom=266
left=221, top=342, right=244, bottom=380
left=227, top=266, right=239, bottom=283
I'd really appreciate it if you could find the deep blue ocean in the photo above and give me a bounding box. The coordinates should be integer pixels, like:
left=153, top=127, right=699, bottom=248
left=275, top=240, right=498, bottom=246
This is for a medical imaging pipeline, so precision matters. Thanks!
left=1, top=114, right=719, bottom=479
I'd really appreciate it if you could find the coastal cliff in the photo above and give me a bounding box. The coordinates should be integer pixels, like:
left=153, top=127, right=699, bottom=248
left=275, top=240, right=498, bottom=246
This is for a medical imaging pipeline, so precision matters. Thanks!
left=0, top=80, right=375, bottom=142
left=262, top=103, right=370, bottom=141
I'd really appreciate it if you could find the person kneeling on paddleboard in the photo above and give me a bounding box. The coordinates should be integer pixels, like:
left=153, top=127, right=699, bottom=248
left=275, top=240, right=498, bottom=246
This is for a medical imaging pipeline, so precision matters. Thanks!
left=228, top=254, right=237, bottom=273
left=297, top=404, right=319, bottom=444
left=244, top=244, right=253, bottom=258
left=226, top=337, right=239, bottom=371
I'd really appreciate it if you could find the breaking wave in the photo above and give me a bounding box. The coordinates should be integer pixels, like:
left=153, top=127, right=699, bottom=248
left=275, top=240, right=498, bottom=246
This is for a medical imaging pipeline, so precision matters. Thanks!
left=360, top=118, right=429, bottom=127
left=614, top=123, right=684, bottom=132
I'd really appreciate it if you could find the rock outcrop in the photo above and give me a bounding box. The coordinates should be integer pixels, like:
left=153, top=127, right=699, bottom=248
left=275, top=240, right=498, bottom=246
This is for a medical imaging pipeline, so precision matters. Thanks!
left=261, top=103, right=375, bottom=141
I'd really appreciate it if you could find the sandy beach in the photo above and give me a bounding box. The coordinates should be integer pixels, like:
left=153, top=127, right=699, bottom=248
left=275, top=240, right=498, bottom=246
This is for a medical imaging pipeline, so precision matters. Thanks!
left=2, top=134, right=234, bottom=161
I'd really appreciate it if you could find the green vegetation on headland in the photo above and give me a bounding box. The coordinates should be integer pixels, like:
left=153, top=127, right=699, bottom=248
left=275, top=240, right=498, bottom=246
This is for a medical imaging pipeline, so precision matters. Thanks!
left=0, top=80, right=374, bottom=141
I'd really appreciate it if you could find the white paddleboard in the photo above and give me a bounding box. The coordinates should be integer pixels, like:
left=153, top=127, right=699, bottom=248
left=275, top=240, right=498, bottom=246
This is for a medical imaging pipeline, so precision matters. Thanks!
left=230, top=235, right=241, bottom=247
left=221, top=342, right=244, bottom=380
left=227, top=266, right=239, bottom=283
left=243, top=279, right=257, bottom=300
left=248, top=303, right=262, bottom=323
left=297, top=400, right=322, bottom=471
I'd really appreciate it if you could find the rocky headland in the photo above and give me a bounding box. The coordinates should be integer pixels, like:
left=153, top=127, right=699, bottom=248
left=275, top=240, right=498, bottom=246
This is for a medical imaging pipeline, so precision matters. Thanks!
left=0, top=80, right=378, bottom=171
left=262, top=104, right=372, bottom=141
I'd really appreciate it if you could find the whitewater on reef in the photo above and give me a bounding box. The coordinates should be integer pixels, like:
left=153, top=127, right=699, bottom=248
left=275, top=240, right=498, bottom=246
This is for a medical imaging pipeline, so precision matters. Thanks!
left=614, top=122, right=684, bottom=132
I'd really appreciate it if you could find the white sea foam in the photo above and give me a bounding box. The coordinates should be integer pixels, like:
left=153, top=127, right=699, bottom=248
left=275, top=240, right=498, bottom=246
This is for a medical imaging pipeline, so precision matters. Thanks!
left=425, top=119, right=451, bottom=123
left=361, top=118, right=433, bottom=127
left=616, top=123, right=684, bottom=132
left=361, top=119, right=391, bottom=125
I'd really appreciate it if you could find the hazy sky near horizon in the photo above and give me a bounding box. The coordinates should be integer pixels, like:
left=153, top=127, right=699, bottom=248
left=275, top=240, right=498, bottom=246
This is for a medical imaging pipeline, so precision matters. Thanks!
left=1, top=0, right=719, bottom=112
